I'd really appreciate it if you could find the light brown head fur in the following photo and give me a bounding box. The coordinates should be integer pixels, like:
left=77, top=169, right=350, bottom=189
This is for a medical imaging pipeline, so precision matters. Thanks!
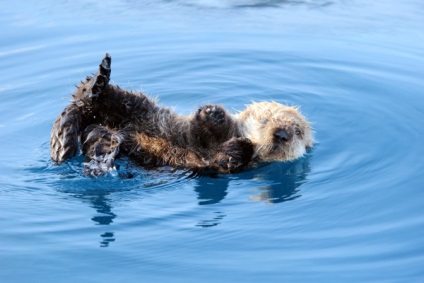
left=236, top=101, right=313, bottom=162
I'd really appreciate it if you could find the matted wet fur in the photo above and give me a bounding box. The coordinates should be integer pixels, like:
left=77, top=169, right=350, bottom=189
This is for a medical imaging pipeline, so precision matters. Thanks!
left=50, top=54, right=313, bottom=176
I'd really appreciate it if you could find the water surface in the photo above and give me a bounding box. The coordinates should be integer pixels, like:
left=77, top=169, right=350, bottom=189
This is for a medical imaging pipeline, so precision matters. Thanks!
left=1, top=0, right=424, bottom=282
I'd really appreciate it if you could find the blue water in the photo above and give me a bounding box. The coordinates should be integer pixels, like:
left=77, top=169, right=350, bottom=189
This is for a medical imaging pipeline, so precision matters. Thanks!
left=1, top=0, right=424, bottom=282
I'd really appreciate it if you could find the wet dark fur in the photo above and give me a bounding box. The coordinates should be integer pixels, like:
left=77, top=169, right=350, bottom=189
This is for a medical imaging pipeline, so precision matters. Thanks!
left=50, top=54, right=253, bottom=175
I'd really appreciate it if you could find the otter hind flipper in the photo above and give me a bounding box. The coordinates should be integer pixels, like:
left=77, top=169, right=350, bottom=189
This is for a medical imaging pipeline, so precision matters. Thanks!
left=50, top=104, right=82, bottom=163
left=86, top=53, right=111, bottom=100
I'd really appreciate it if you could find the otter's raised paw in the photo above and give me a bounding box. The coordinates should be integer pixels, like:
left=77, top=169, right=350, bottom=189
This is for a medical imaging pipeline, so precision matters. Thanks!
left=213, top=137, right=254, bottom=173
left=197, top=105, right=226, bottom=125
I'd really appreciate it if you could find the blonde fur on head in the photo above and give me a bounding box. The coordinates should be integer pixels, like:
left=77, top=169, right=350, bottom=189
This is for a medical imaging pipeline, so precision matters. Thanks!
left=235, top=101, right=313, bottom=162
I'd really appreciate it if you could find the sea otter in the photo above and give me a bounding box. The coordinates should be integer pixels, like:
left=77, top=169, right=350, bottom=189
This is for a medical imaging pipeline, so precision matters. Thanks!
left=50, top=54, right=313, bottom=176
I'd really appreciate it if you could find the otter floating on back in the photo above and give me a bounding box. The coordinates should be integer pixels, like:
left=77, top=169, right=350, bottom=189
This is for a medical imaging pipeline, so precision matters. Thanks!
left=50, top=54, right=313, bottom=176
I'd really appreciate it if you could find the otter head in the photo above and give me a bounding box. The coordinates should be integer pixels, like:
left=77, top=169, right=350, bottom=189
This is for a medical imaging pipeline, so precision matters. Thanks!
left=237, top=102, right=313, bottom=162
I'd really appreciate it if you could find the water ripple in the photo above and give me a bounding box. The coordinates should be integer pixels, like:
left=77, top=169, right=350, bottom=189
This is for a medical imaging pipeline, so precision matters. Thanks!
left=1, top=0, right=424, bottom=281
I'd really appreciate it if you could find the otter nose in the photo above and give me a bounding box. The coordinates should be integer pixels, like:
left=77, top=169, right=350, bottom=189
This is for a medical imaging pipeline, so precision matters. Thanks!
left=274, top=129, right=288, bottom=141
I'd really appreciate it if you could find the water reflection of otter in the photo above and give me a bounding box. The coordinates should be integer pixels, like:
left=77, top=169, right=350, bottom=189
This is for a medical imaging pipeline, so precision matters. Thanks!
left=193, top=155, right=311, bottom=226
left=194, top=155, right=311, bottom=205
left=249, top=156, right=311, bottom=204
left=63, top=155, right=311, bottom=238
left=73, top=191, right=116, bottom=247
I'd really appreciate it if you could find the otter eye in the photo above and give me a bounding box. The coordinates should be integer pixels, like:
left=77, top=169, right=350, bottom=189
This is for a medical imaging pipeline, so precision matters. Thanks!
left=295, top=129, right=302, bottom=136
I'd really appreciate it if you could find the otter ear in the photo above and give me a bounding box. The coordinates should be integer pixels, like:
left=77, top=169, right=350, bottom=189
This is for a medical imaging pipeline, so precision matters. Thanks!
left=274, top=129, right=288, bottom=141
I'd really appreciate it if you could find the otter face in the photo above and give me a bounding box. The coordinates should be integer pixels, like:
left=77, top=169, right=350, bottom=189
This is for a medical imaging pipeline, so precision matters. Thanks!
left=238, top=102, right=313, bottom=162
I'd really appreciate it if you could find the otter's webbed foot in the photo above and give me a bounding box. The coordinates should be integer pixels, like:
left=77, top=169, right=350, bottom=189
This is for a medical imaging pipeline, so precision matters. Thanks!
left=81, top=124, right=123, bottom=177
left=212, top=137, right=254, bottom=173
left=87, top=53, right=111, bottom=100
left=50, top=104, right=82, bottom=163
left=73, top=53, right=111, bottom=106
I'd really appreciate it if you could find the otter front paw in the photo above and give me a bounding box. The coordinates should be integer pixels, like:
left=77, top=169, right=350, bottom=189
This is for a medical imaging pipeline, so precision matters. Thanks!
left=81, top=124, right=123, bottom=177
left=213, top=137, right=254, bottom=173
left=214, top=153, right=244, bottom=173
left=197, top=105, right=226, bottom=126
